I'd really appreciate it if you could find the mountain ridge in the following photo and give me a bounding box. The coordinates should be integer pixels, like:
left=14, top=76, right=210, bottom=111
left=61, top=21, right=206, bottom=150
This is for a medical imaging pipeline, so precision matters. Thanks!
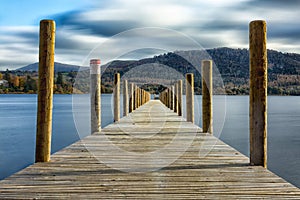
left=10, top=47, right=300, bottom=95
left=16, top=62, right=88, bottom=72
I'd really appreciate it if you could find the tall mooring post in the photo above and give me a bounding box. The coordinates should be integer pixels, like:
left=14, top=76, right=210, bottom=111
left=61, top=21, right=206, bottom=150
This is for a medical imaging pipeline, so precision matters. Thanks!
left=202, top=60, right=213, bottom=134
left=177, top=80, right=183, bottom=116
left=90, top=59, right=101, bottom=134
left=186, top=74, right=194, bottom=123
left=249, top=20, right=268, bottom=168
left=114, top=73, right=120, bottom=122
left=35, top=20, right=56, bottom=163
left=123, top=80, right=128, bottom=116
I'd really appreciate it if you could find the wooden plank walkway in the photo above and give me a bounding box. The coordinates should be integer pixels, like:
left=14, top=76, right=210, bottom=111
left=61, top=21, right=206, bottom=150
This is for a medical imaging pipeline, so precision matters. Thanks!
left=0, top=100, right=299, bottom=199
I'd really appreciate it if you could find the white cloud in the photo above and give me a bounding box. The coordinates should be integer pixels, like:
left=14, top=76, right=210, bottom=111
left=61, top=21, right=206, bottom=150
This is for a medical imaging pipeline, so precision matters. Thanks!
left=0, top=0, right=300, bottom=70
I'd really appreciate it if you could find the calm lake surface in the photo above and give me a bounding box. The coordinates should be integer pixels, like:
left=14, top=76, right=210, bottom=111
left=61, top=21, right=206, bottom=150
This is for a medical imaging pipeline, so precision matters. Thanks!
left=0, top=94, right=299, bottom=188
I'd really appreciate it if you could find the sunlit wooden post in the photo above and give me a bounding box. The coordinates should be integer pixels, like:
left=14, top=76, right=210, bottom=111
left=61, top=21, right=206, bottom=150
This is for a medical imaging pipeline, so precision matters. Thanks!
left=123, top=80, right=128, bottom=116
left=177, top=80, right=182, bottom=116
left=186, top=73, right=194, bottom=123
left=202, top=60, right=213, bottom=134
left=129, top=83, right=134, bottom=113
left=141, top=89, right=144, bottom=105
left=137, top=87, right=140, bottom=108
left=134, top=85, right=138, bottom=110
left=249, top=20, right=268, bottom=168
left=146, top=92, right=149, bottom=102
left=140, top=89, right=142, bottom=106
left=35, top=20, right=56, bottom=163
left=114, top=73, right=120, bottom=122
left=90, top=59, right=101, bottom=134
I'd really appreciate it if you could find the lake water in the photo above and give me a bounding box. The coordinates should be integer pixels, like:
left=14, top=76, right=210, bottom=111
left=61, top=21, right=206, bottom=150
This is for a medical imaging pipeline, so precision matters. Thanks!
left=0, top=94, right=299, bottom=188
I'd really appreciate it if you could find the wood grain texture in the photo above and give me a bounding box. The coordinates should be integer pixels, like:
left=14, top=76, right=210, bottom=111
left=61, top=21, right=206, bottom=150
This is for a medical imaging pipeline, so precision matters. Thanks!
left=186, top=74, right=194, bottom=123
left=1, top=100, right=299, bottom=199
left=249, top=20, right=268, bottom=168
left=202, top=60, right=213, bottom=134
left=35, top=20, right=55, bottom=163
left=90, top=59, right=101, bottom=134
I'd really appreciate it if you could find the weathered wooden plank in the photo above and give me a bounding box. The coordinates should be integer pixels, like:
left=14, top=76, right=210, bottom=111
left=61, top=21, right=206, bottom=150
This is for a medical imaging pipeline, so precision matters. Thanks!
left=0, top=100, right=299, bottom=199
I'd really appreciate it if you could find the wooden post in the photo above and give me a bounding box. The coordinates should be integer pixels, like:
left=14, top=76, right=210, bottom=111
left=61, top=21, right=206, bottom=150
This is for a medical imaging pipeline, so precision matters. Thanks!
left=123, top=80, right=128, bottom=116
left=129, top=83, right=134, bottom=113
left=142, top=90, right=144, bottom=105
left=146, top=92, right=149, bottom=102
left=162, top=91, right=165, bottom=105
left=134, top=85, right=138, bottom=110
left=114, top=73, right=120, bottom=122
left=202, top=60, right=213, bottom=133
left=165, top=90, right=168, bottom=107
left=169, top=86, right=174, bottom=110
left=35, top=20, right=56, bottom=163
left=170, top=87, right=173, bottom=109
left=90, top=59, right=101, bottom=134
left=172, top=86, right=175, bottom=111
left=137, top=87, right=140, bottom=108
left=174, top=83, right=178, bottom=113
left=177, top=80, right=182, bottom=116
left=133, top=84, right=136, bottom=110
left=142, top=89, right=144, bottom=105
left=186, top=73, right=194, bottom=123
left=249, top=20, right=268, bottom=168
left=168, top=88, right=171, bottom=108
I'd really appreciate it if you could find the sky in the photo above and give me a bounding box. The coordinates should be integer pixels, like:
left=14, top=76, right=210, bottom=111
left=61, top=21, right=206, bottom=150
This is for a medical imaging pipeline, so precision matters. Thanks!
left=0, top=0, right=299, bottom=70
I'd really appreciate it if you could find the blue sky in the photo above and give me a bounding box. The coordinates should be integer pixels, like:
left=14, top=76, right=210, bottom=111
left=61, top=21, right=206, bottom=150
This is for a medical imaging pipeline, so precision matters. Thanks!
left=0, top=0, right=300, bottom=70
left=0, top=0, right=91, bottom=25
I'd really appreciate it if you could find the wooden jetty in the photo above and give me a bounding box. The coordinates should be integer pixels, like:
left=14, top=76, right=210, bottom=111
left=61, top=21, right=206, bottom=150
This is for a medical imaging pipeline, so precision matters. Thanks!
left=1, top=19, right=300, bottom=199
left=0, top=100, right=300, bottom=199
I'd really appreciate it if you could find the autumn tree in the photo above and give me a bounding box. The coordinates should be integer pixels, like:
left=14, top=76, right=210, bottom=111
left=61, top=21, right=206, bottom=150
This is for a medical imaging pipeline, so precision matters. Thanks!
left=12, top=76, right=20, bottom=87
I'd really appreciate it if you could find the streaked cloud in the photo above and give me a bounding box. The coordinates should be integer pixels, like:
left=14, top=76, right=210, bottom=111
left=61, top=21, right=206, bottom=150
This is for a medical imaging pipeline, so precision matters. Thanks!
left=0, top=0, right=299, bottom=70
